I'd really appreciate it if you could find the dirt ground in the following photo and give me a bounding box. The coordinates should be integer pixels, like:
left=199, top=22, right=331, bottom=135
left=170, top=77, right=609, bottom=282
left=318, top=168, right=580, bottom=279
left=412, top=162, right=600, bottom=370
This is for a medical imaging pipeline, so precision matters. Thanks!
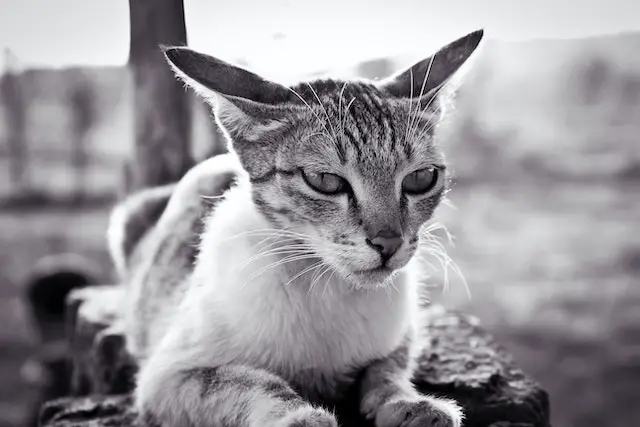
left=0, top=179, right=638, bottom=427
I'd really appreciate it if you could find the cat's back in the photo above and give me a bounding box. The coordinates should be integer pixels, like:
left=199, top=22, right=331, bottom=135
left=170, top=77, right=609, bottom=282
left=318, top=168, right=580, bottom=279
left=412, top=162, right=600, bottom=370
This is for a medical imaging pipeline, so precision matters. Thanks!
left=119, top=154, right=243, bottom=359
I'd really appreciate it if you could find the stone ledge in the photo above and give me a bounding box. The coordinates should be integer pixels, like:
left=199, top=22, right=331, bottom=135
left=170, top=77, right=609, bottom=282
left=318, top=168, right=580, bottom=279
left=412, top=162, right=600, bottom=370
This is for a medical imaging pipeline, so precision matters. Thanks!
left=65, top=286, right=137, bottom=397
left=40, top=395, right=136, bottom=427
left=40, top=285, right=551, bottom=427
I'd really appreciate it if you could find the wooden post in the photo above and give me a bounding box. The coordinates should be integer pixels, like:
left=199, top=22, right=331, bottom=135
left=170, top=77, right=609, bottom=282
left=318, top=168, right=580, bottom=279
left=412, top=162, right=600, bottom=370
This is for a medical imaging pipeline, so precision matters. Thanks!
left=1, top=49, right=28, bottom=193
left=126, top=0, right=193, bottom=192
left=68, top=72, right=97, bottom=203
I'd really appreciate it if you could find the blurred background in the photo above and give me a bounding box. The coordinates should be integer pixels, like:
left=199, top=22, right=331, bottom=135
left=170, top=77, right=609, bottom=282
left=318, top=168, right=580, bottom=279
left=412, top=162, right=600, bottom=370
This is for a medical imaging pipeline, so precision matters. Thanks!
left=0, top=1, right=639, bottom=426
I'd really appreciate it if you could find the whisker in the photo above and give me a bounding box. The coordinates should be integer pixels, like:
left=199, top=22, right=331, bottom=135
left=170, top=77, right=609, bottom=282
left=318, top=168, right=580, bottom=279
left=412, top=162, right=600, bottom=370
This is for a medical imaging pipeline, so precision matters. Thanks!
left=321, top=268, right=337, bottom=298
left=413, top=75, right=458, bottom=141
left=308, top=265, right=332, bottom=298
left=284, top=261, right=324, bottom=287
left=244, top=238, right=313, bottom=259
left=415, top=253, right=438, bottom=273
left=406, top=67, right=459, bottom=145
left=442, top=197, right=458, bottom=211
left=337, top=81, right=349, bottom=132
left=341, top=96, right=356, bottom=133
left=408, top=54, right=437, bottom=143
left=218, top=228, right=313, bottom=244
left=239, top=246, right=315, bottom=270
left=415, top=113, right=445, bottom=141
left=288, top=86, right=336, bottom=146
left=344, top=96, right=356, bottom=115
left=418, top=225, right=470, bottom=300
left=404, top=67, right=414, bottom=146
left=240, top=253, right=319, bottom=289
left=252, top=235, right=297, bottom=251
left=307, top=264, right=328, bottom=297
left=301, top=131, right=329, bottom=143
left=251, top=232, right=313, bottom=250
left=306, top=82, right=339, bottom=142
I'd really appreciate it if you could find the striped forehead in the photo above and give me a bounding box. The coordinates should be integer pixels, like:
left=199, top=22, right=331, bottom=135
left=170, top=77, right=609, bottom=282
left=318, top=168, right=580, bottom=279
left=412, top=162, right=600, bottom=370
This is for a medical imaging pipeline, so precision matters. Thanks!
left=290, top=80, right=411, bottom=169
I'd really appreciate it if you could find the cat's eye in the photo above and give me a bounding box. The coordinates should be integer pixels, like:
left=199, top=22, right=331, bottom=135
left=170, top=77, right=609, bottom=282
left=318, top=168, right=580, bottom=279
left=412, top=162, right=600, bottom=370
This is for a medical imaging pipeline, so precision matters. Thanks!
left=301, top=171, right=348, bottom=195
left=402, top=167, right=440, bottom=195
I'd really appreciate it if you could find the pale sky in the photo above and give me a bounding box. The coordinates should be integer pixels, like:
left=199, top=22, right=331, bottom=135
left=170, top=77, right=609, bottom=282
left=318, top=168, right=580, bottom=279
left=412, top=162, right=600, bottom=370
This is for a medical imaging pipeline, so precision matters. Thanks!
left=1, top=0, right=639, bottom=78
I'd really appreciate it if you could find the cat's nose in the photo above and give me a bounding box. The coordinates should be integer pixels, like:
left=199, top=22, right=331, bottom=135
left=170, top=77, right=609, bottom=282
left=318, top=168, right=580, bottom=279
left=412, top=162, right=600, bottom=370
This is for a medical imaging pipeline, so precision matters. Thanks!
left=366, top=231, right=404, bottom=261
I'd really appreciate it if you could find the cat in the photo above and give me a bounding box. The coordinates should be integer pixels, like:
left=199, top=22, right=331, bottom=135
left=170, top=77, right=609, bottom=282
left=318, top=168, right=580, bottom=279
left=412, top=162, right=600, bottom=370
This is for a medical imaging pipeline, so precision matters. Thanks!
left=107, top=29, right=484, bottom=427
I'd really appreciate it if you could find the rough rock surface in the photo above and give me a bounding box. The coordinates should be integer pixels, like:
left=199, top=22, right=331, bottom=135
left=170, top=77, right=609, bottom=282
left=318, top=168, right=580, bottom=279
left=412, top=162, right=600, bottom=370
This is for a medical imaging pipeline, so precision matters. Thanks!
left=40, top=285, right=551, bottom=427
left=65, top=286, right=137, bottom=396
left=22, top=254, right=103, bottom=426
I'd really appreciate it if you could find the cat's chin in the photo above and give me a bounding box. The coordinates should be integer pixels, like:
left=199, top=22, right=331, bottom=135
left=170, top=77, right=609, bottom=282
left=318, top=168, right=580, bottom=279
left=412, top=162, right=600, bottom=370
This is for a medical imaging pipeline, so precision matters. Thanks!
left=347, top=267, right=400, bottom=291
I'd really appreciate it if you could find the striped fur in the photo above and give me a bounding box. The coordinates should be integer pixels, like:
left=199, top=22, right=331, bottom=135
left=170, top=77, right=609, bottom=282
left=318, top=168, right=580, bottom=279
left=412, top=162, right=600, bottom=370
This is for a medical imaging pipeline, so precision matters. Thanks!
left=107, top=183, right=176, bottom=278
left=120, top=30, right=484, bottom=427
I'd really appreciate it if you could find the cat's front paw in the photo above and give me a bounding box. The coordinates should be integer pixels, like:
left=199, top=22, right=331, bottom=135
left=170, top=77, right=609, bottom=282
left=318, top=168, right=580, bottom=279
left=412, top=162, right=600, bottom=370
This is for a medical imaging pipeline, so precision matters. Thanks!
left=375, top=396, right=463, bottom=427
left=275, top=405, right=338, bottom=427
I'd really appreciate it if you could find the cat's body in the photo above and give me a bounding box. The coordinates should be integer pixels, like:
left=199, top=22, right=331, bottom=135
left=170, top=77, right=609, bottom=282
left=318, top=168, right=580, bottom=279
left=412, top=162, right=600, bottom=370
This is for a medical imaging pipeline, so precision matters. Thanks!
left=109, top=30, right=484, bottom=427
left=141, top=173, right=418, bottom=390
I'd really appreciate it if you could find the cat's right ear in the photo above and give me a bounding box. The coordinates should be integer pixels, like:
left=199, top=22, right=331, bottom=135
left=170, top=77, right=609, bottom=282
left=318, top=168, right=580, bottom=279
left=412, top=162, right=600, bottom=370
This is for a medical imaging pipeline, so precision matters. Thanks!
left=162, top=46, right=293, bottom=142
left=378, top=30, right=485, bottom=101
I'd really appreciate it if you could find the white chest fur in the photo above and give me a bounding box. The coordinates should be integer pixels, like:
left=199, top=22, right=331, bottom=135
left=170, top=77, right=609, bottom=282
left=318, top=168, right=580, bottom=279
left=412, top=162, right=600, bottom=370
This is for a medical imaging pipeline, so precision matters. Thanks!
left=164, top=186, right=419, bottom=386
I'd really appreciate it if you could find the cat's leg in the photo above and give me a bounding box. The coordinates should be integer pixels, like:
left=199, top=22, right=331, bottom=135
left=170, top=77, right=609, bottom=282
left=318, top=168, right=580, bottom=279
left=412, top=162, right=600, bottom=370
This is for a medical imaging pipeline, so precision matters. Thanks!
left=136, top=357, right=338, bottom=427
left=359, top=332, right=464, bottom=427
left=137, top=317, right=336, bottom=427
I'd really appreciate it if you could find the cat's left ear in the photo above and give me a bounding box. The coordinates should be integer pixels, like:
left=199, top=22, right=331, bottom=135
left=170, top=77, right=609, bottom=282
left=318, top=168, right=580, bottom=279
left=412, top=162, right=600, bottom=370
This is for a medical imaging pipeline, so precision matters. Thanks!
left=378, top=29, right=485, bottom=102
left=162, top=46, right=294, bottom=143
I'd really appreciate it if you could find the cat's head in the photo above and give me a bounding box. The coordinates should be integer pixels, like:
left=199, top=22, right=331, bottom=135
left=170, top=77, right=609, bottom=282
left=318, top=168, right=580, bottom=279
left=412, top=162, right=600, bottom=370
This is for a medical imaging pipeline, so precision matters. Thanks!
left=164, top=30, right=484, bottom=289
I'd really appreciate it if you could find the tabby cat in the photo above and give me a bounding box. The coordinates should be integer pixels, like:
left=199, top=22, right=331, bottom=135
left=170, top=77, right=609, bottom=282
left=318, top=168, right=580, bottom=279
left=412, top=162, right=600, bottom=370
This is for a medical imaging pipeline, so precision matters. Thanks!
left=108, top=29, right=484, bottom=427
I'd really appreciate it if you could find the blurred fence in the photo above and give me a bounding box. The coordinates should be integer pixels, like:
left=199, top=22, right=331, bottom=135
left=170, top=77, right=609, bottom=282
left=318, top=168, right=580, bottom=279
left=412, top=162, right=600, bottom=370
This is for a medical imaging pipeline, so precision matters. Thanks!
left=0, top=52, right=224, bottom=206
left=0, top=57, right=127, bottom=204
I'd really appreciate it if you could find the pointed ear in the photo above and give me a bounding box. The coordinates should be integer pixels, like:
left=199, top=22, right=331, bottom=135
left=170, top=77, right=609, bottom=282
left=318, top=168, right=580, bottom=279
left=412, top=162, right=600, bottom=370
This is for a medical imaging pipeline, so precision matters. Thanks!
left=163, top=46, right=293, bottom=142
left=378, top=29, right=485, bottom=100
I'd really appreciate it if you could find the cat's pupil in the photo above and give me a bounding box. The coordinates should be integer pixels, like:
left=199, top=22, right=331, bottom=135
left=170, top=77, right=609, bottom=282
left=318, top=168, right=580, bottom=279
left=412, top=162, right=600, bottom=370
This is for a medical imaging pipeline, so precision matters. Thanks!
left=320, top=174, right=343, bottom=192
left=302, top=170, right=346, bottom=194
left=402, top=168, right=438, bottom=194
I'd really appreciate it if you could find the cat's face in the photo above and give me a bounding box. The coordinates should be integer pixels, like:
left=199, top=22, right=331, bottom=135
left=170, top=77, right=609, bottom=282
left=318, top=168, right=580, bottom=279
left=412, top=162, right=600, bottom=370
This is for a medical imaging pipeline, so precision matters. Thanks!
left=245, top=82, right=447, bottom=288
left=164, top=30, right=483, bottom=288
